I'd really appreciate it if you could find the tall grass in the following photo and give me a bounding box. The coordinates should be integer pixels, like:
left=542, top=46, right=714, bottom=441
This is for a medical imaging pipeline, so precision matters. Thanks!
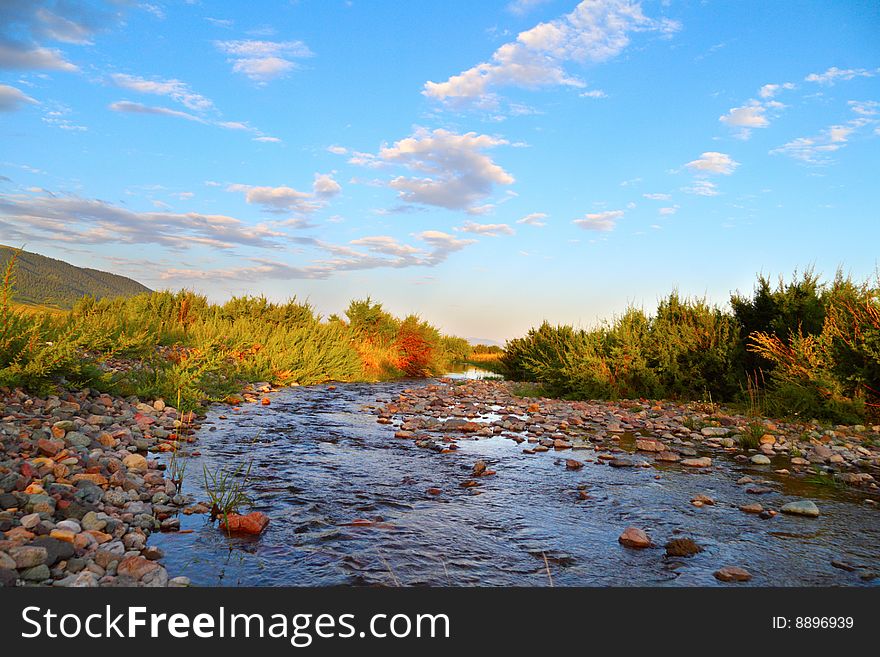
left=0, top=260, right=470, bottom=409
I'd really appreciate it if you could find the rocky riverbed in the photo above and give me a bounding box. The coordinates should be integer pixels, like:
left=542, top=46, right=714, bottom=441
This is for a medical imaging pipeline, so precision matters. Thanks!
left=3, top=377, right=879, bottom=587
left=0, top=382, right=275, bottom=587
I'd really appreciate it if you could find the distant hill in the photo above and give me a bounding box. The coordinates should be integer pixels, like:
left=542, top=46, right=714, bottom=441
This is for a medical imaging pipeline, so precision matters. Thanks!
left=0, top=245, right=152, bottom=309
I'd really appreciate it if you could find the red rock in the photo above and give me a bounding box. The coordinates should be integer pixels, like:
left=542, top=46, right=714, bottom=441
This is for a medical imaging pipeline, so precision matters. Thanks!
left=565, top=459, right=584, bottom=470
left=37, top=438, right=62, bottom=456
left=219, top=511, right=270, bottom=535
left=261, top=397, right=271, bottom=405
left=426, top=488, right=442, bottom=496
left=618, top=527, right=651, bottom=548
left=117, top=555, right=159, bottom=581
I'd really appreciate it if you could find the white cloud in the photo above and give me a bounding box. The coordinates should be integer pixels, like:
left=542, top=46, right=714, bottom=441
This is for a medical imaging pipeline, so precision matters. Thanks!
left=215, top=39, right=313, bottom=83
left=226, top=174, right=340, bottom=214
left=659, top=205, right=679, bottom=215
left=227, top=183, right=320, bottom=214
left=758, top=82, right=795, bottom=99
left=805, top=66, right=878, bottom=85
left=0, top=189, right=285, bottom=250
left=684, top=151, right=739, bottom=175
left=312, top=173, right=341, bottom=198
left=0, top=42, right=78, bottom=71
left=423, top=0, right=678, bottom=104
left=457, top=221, right=515, bottom=236
left=327, top=145, right=348, bottom=155
left=642, top=192, right=670, bottom=201
left=848, top=100, right=879, bottom=116
left=573, top=209, right=623, bottom=231
left=160, top=230, right=477, bottom=282
left=109, top=100, right=204, bottom=122
left=253, top=136, right=281, bottom=143
left=681, top=180, right=718, bottom=196
left=110, top=73, right=214, bottom=112
left=361, top=127, right=514, bottom=213
left=579, top=89, right=607, bottom=98
left=720, top=102, right=768, bottom=128
left=516, top=211, right=547, bottom=226
left=0, top=84, right=37, bottom=111
left=769, top=119, right=868, bottom=165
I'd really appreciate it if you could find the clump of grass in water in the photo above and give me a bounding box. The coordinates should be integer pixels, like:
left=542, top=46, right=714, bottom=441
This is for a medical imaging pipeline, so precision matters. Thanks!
left=804, top=466, right=843, bottom=489
left=203, top=458, right=254, bottom=529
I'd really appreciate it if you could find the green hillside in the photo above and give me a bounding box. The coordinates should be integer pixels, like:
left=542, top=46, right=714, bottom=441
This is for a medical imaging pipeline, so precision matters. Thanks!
left=0, top=245, right=152, bottom=309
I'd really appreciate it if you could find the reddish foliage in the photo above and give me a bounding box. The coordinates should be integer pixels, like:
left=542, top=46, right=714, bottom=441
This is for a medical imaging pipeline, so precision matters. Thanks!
left=393, top=327, right=434, bottom=376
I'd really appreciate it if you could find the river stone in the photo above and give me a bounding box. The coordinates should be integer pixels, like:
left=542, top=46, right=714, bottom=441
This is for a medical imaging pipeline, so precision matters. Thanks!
left=681, top=457, right=712, bottom=468
left=750, top=454, right=771, bottom=465
left=20, top=564, right=50, bottom=581
left=780, top=500, right=820, bottom=517
left=123, top=453, right=148, bottom=472
left=64, top=431, right=91, bottom=448
left=20, top=512, right=41, bottom=529
left=0, top=568, right=16, bottom=587
left=29, top=536, right=74, bottom=566
left=9, top=545, right=48, bottom=568
left=0, top=551, right=16, bottom=570
left=701, top=427, right=730, bottom=437
left=618, top=527, right=651, bottom=548
left=665, top=538, right=703, bottom=557
left=81, top=511, right=106, bottom=531
left=714, top=566, right=752, bottom=582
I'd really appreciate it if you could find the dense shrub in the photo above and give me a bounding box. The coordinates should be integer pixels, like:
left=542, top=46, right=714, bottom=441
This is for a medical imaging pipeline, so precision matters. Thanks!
left=0, top=255, right=467, bottom=410
left=503, top=272, right=880, bottom=422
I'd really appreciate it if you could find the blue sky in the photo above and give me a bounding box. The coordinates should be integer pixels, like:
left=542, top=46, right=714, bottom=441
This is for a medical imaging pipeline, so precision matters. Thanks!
left=1, top=0, right=878, bottom=342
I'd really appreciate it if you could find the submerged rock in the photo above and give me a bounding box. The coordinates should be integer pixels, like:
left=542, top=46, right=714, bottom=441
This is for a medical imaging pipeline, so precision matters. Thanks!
left=780, top=500, right=820, bottom=517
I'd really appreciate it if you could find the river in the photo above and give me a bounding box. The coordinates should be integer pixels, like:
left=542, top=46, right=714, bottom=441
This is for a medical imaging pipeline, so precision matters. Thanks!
left=150, top=377, right=880, bottom=586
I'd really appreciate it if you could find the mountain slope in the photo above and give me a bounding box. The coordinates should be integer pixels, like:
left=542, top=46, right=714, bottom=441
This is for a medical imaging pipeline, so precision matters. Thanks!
left=0, top=245, right=152, bottom=309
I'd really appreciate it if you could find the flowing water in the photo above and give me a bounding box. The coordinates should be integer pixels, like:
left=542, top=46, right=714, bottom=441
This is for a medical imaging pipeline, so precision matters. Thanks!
left=151, top=379, right=880, bottom=587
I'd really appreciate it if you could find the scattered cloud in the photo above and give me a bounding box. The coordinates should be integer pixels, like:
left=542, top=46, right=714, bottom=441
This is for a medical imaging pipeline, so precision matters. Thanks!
left=0, top=84, right=37, bottom=111
left=579, top=89, right=607, bottom=98
left=659, top=205, right=679, bottom=215
left=516, top=211, right=547, bottom=226
left=423, top=0, right=679, bottom=105
left=457, top=221, right=515, bottom=236
left=357, top=127, right=514, bottom=213
left=109, top=73, right=214, bottom=112
left=0, top=1, right=121, bottom=71
left=109, top=100, right=203, bottom=122
left=758, top=82, right=795, bottom=99
left=685, top=151, right=739, bottom=175
left=160, top=229, right=476, bottom=282
left=573, top=209, right=623, bottom=231
left=770, top=122, right=856, bottom=164
left=848, top=100, right=879, bottom=116
left=805, top=66, right=878, bottom=85
left=312, top=173, right=342, bottom=198
left=681, top=180, right=718, bottom=196
left=327, top=144, right=348, bottom=155
left=642, top=192, right=670, bottom=201
left=227, top=174, right=341, bottom=214
left=720, top=82, right=794, bottom=138
left=215, top=39, right=313, bottom=83
left=0, top=189, right=286, bottom=250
